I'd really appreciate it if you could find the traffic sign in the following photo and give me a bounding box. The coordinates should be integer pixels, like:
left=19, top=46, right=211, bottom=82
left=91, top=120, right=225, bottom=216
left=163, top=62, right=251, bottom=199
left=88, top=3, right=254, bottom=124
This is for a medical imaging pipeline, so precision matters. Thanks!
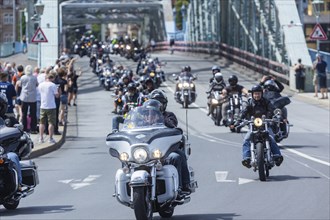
left=310, top=23, right=328, bottom=40
left=31, top=27, right=48, bottom=43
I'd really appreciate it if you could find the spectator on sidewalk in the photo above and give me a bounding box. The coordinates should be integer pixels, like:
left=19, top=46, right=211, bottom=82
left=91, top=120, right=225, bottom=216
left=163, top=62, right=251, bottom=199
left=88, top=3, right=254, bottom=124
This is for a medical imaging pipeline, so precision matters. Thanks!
left=56, top=67, right=68, bottom=126
left=22, top=35, right=27, bottom=53
left=3, top=63, right=15, bottom=83
left=313, top=54, right=328, bottom=99
left=0, top=72, right=17, bottom=118
left=17, top=65, right=38, bottom=133
left=38, top=71, right=59, bottom=144
left=67, top=58, right=81, bottom=106
left=14, top=66, right=24, bottom=123
left=293, top=59, right=305, bottom=92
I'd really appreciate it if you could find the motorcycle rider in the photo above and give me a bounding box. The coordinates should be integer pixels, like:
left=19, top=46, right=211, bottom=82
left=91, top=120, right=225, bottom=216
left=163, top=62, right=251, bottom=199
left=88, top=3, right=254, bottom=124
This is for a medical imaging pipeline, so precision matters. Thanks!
left=112, top=83, right=141, bottom=131
left=148, top=90, right=191, bottom=194
left=141, top=78, right=155, bottom=95
left=206, top=72, right=226, bottom=116
left=112, top=73, right=132, bottom=114
left=0, top=93, right=22, bottom=189
left=221, top=75, right=249, bottom=125
left=209, top=65, right=221, bottom=83
left=238, top=85, right=284, bottom=168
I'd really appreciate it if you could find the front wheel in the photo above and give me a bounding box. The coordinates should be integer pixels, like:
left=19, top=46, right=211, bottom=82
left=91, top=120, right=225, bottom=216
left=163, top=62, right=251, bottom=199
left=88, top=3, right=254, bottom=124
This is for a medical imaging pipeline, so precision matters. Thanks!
left=133, top=187, right=153, bottom=220
left=183, top=95, right=189, bottom=109
left=256, top=143, right=266, bottom=181
left=3, top=199, right=20, bottom=210
left=215, top=106, right=222, bottom=126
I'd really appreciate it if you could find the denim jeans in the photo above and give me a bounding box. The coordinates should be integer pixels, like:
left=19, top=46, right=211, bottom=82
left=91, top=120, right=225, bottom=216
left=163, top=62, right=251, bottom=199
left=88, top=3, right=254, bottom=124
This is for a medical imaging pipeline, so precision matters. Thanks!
left=242, top=128, right=281, bottom=159
left=7, top=152, right=22, bottom=184
left=165, top=149, right=190, bottom=188
left=112, top=115, right=124, bottom=131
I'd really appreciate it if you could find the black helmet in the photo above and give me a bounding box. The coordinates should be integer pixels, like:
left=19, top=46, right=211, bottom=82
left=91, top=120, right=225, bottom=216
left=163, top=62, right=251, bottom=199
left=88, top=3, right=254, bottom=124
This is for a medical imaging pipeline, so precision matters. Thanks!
left=127, top=82, right=136, bottom=92
left=149, top=89, right=168, bottom=112
left=228, top=75, right=238, bottom=86
left=214, top=73, right=223, bottom=83
left=263, top=79, right=279, bottom=92
left=212, top=65, right=221, bottom=74
left=250, top=85, right=263, bottom=101
left=0, top=93, right=8, bottom=117
left=183, top=65, right=191, bottom=72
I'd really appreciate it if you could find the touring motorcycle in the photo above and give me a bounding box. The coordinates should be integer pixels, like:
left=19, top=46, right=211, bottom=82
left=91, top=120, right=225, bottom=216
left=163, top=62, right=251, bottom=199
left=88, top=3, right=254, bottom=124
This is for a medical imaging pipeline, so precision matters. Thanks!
left=0, top=118, right=39, bottom=209
left=174, top=74, right=197, bottom=108
left=236, top=111, right=282, bottom=181
left=106, top=106, right=197, bottom=219
left=208, top=90, right=225, bottom=126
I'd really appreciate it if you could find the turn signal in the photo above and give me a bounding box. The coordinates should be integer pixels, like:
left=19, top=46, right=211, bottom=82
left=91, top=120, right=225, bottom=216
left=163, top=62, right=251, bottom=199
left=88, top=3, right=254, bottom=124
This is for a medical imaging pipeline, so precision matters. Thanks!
left=0, top=159, right=4, bottom=164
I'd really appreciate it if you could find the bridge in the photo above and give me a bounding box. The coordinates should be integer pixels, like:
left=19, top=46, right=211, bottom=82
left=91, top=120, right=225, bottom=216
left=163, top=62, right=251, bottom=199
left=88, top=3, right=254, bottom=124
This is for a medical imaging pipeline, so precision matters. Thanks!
left=1, top=0, right=329, bottom=91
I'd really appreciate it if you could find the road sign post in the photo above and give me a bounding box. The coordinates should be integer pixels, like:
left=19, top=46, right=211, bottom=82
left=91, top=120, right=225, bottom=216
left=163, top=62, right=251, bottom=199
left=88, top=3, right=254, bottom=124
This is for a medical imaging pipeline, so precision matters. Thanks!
left=31, top=27, right=48, bottom=68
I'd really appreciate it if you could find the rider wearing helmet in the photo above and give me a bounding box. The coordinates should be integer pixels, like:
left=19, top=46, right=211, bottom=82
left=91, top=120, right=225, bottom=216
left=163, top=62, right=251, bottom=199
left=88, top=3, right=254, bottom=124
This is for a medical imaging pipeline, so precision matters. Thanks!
left=210, top=65, right=221, bottom=83
left=180, top=65, right=193, bottom=78
left=142, top=78, right=155, bottom=95
left=221, top=75, right=249, bottom=124
left=238, top=85, right=283, bottom=168
left=206, top=72, right=226, bottom=116
left=148, top=89, right=191, bottom=194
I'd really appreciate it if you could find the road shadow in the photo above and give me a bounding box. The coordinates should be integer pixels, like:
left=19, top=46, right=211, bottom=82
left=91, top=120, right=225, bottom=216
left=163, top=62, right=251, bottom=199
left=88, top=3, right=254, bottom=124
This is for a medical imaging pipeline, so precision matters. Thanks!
left=267, top=175, right=321, bottom=182
left=283, top=145, right=319, bottom=149
left=0, top=205, right=74, bottom=216
left=153, top=213, right=240, bottom=220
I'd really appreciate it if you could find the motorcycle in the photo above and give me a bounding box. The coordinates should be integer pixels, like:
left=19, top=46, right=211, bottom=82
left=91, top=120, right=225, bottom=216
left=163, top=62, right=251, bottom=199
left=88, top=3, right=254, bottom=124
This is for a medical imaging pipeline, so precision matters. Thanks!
left=0, top=118, right=39, bottom=209
left=106, top=106, right=197, bottom=219
left=236, top=112, right=281, bottom=181
left=208, top=90, right=225, bottom=126
left=225, top=93, right=246, bottom=132
left=174, top=75, right=197, bottom=108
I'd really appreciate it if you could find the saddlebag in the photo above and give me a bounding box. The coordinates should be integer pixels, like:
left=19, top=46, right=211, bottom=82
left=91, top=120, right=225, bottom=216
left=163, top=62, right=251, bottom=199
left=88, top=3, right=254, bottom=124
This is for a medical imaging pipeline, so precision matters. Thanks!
left=20, top=160, right=39, bottom=187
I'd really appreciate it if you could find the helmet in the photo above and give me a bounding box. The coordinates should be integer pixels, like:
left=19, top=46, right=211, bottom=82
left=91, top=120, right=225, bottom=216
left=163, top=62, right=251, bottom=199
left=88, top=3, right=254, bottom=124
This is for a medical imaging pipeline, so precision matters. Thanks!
left=228, top=75, right=238, bottom=86
left=149, top=89, right=168, bottom=112
left=214, top=73, right=223, bottom=83
left=0, top=93, right=8, bottom=117
left=127, top=82, right=136, bottom=91
left=212, top=65, right=221, bottom=74
left=183, top=66, right=191, bottom=72
left=250, top=85, right=263, bottom=101
left=263, top=79, right=279, bottom=92
left=143, top=99, right=162, bottom=111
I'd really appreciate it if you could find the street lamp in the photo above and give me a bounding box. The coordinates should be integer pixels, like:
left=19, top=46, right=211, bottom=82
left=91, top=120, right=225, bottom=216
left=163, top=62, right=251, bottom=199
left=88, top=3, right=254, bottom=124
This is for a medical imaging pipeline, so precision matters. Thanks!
left=312, top=0, right=324, bottom=53
left=34, top=0, right=45, bottom=68
left=181, top=4, right=186, bottom=33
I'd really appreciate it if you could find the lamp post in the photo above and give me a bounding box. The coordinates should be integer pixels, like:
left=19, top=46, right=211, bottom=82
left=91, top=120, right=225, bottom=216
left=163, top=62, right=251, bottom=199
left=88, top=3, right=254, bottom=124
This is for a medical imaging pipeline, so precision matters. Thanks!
left=181, top=4, right=186, bottom=34
left=34, top=0, right=45, bottom=68
left=312, top=0, right=324, bottom=53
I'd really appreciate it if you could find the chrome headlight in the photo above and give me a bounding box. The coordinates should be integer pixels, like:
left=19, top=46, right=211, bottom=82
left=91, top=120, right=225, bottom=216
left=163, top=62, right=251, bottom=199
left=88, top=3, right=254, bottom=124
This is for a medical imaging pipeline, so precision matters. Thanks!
left=183, top=82, right=190, bottom=88
left=126, top=45, right=131, bottom=50
left=178, top=83, right=183, bottom=89
left=190, top=83, right=194, bottom=88
left=254, top=118, right=263, bottom=127
left=119, top=152, right=129, bottom=161
left=152, top=149, right=162, bottom=159
left=133, top=148, right=148, bottom=163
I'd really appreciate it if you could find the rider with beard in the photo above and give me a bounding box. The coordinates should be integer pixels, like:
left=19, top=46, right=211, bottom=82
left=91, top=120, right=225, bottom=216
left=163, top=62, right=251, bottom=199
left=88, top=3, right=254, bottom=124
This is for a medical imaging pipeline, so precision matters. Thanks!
left=206, top=72, right=226, bottom=116
left=0, top=93, right=23, bottom=190
left=238, top=85, right=283, bottom=168
left=148, top=89, right=191, bottom=195
left=112, top=83, right=141, bottom=131
left=221, top=75, right=249, bottom=125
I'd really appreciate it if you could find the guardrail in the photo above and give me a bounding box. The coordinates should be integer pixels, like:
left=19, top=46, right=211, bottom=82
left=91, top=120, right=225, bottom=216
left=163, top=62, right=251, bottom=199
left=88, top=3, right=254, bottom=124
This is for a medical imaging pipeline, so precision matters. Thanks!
left=155, top=41, right=290, bottom=85
left=0, top=42, right=24, bottom=58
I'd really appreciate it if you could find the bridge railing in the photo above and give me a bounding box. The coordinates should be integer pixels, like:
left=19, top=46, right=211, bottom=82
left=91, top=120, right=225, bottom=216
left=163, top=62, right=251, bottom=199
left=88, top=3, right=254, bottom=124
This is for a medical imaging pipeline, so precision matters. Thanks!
left=155, top=41, right=290, bottom=85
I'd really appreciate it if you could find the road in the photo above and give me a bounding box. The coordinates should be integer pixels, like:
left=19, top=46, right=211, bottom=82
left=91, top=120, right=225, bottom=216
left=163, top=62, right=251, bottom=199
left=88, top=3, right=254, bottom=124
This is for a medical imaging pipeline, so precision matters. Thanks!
left=1, top=52, right=329, bottom=220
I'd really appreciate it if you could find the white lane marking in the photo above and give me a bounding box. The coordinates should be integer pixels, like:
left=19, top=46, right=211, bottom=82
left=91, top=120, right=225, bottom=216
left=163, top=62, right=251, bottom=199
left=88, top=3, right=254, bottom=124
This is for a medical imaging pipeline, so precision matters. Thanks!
left=163, top=82, right=330, bottom=167
left=215, top=171, right=236, bottom=182
left=58, top=175, right=101, bottom=190
left=279, top=144, right=330, bottom=167
left=238, top=178, right=257, bottom=185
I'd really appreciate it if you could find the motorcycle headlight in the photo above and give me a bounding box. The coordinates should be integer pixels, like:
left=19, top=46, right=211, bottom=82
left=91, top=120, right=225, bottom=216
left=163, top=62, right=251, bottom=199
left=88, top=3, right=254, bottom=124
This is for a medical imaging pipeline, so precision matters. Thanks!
left=133, top=148, right=148, bottom=163
left=190, top=83, right=194, bottom=88
left=254, top=118, right=263, bottom=127
left=114, top=44, right=119, bottom=48
left=98, top=59, right=103, bottom=64
left=119, top=152, right=129, bottom=161
left=178, top=83, right=183, bottom=89
left=150, top=72, right=155, bottom=77
left=81, top=46, right=85, bottom=49
left=211, top=99, right=219, bottom=104
left=152, top=149, right=162, bottom=159
left=126, top=45, right=131, bottom=50
left=0, top=146, right=4, bottom=155
left=183, top=82, right=190, bottom=88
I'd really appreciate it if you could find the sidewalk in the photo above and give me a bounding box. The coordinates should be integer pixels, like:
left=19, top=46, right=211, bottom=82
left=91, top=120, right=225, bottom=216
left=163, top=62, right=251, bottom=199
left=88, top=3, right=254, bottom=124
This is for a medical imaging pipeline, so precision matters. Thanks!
left=1, top=53, right=68, bottom=159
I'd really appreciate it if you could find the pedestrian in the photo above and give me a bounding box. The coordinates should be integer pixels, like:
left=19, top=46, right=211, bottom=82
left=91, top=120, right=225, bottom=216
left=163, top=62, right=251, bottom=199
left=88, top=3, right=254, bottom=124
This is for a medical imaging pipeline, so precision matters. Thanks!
left=150, top=39, right=156, bottom=52
left=3, top=63, right=15, bottom=83
left=17, top=65, right=38, bottom=133
left=38, top=71, right=59, bottom=144
left=169, top=37, right=175, bottom=54
left=67, top=58, right=82, bottom=106
left=313, top=54, right=328, bottom=99
left=0, top=72, right=17, bottom=118
left=293, top=58, right=305, bottom=92
left=13, top=65, right=24, bottom=122
left=56, top=67, right=68, bottom=126
left=22, top=35, right=27, bottom=54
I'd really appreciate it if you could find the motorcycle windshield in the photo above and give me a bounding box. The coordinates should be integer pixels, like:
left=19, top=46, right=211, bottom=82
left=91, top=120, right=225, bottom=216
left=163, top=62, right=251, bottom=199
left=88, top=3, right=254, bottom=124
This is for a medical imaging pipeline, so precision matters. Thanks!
left=122, top=106, right=166, bottom=131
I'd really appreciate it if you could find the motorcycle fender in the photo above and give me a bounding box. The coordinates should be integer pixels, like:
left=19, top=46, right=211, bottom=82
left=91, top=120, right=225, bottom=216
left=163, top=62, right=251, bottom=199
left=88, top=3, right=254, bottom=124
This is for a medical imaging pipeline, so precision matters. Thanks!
left=130, top=170, right=150, bottom=187
left=156, top=165, right=179, bottom=203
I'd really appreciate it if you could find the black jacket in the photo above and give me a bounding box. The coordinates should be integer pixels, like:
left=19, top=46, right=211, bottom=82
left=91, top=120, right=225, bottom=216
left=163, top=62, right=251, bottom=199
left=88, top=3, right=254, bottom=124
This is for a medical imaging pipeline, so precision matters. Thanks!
left=163, top=111, right=178, bottom=128
left=240, top=97, right=275, bottom=120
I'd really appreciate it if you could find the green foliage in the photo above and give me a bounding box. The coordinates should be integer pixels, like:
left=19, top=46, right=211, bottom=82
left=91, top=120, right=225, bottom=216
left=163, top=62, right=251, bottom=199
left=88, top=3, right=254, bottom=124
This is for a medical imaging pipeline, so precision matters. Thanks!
left=174, top=0, right=190, bottom=31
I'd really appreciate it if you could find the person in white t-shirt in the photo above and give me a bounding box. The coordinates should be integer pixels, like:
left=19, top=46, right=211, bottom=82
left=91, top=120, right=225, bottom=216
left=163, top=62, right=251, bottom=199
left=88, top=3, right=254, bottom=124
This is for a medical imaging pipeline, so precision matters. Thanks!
left=38, top=71, right=59, bottom=144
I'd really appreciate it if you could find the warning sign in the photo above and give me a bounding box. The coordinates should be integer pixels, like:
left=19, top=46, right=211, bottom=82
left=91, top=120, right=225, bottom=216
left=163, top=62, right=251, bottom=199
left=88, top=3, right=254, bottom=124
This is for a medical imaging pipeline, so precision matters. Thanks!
left=31, top=27, right=48, bottom=43
left=310, top=24, right=328, bottom=40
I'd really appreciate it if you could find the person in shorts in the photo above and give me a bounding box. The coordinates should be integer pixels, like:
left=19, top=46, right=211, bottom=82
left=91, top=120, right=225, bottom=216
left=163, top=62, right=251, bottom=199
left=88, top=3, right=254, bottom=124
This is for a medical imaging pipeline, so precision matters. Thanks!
left=38, top=71, right=59, bottom=144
